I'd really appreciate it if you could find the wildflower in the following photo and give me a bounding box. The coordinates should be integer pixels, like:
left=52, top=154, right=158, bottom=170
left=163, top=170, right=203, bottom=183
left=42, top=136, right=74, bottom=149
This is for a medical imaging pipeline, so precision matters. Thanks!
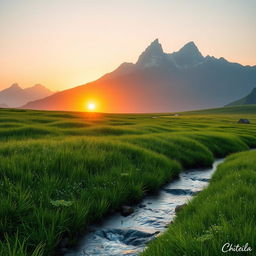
left=50, top=199, right=73, bottom=207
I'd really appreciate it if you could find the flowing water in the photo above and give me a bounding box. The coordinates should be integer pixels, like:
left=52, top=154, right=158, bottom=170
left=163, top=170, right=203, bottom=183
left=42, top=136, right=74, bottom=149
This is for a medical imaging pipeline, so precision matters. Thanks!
left=64, top=159, right=224, bottom=256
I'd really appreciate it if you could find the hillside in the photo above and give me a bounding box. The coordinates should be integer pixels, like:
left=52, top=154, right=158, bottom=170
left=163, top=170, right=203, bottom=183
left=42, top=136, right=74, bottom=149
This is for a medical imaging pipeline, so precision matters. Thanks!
left=226, top=87, right=256, bottom=106
left=181, top=105, right=256, bottom=115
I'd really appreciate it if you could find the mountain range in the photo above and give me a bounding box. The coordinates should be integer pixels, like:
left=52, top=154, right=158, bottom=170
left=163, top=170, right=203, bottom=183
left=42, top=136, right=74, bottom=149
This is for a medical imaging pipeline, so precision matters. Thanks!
left=227, top=87, right=256, bottom=106
left=0, top=84, right=53, bottom=108
left=22, top=39, right=256, bottom=112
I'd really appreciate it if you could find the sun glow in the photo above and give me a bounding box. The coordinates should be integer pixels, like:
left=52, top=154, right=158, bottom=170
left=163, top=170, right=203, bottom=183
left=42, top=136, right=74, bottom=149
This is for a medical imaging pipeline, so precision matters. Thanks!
left=87, top=102, right=96, bottom=111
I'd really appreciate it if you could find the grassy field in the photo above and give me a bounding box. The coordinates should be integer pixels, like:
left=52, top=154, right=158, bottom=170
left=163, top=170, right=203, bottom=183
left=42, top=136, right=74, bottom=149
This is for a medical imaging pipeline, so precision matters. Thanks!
left=0, top=106, right=255, bottom=255
left=142, top=150, right=256, bottom=256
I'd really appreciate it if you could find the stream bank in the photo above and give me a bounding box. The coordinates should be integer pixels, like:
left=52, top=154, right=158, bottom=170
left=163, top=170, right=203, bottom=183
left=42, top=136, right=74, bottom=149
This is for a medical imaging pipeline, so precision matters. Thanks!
left=63, top=159, right=223, bottom=256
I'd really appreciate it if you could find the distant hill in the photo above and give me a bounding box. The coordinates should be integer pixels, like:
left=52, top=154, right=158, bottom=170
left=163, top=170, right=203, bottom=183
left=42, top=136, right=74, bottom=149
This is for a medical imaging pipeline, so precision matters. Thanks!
left=226, top=87, right=256, bottom=106
left=22, top=39, right=256, bottom=113
left=0, top=83, right=54, bottom=107
left=182, top=105, right=256, bottom=115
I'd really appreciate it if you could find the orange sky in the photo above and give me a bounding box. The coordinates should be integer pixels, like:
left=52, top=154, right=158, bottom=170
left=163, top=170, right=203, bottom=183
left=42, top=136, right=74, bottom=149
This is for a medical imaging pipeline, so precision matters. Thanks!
left=1, top=0, right=255, bottom=91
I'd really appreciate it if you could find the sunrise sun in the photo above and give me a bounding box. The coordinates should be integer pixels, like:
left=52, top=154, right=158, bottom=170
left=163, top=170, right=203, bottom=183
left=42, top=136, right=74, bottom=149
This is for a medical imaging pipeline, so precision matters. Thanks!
left=87, top=102, right=96, bottom=111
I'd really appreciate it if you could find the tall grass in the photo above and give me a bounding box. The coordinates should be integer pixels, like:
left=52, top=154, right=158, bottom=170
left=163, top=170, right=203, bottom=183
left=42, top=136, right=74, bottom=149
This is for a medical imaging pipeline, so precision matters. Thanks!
left=0, top=138, right=180, bottom=255
left=0, top=106, right=255, bottom=255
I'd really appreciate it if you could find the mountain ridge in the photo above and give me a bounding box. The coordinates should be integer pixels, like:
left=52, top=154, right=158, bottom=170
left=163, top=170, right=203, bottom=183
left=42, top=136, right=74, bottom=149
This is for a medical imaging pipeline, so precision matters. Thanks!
left=0, top=83, right=54, bottom=108
left=22, top=40, right=256, bottom=113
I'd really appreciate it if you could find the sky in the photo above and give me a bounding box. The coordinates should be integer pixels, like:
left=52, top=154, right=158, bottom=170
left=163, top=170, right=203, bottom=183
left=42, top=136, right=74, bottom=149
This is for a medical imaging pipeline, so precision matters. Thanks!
left=1, top=0, right=256, bottom=91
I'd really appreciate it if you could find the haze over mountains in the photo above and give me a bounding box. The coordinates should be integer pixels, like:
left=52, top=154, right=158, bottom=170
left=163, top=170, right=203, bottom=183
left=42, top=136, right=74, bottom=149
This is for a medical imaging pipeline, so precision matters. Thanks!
left=0, top=84, right=54, bottom=108
left=22, top=40, right=256, bottom=112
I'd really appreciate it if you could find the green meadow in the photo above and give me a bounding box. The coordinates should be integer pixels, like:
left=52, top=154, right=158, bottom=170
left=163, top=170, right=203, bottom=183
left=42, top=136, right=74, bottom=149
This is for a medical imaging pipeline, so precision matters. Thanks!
left=0, top=105, right=255, bottom=256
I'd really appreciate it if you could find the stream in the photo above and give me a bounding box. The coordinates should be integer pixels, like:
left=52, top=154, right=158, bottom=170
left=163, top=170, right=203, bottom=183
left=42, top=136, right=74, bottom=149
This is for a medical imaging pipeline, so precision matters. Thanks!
left=64, top=158, right=224, bottom=256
